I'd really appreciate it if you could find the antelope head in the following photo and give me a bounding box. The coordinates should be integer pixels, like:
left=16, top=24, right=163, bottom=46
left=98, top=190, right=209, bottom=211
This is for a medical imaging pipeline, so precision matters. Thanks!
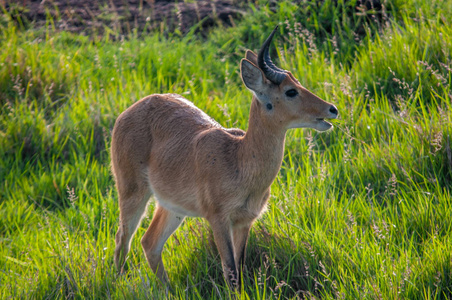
left=240, top=26, right=338, bottom=132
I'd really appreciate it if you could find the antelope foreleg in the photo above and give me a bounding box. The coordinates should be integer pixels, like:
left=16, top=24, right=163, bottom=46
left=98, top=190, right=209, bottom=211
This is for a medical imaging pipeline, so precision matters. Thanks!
left=209, top=218, right=239, bottom=289
left=233, top=224, right=251, bottom=281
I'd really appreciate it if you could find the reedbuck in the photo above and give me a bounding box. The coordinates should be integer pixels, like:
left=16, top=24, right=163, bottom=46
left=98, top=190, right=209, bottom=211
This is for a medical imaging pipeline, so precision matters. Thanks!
left=111, top=26, right=338, bottom=288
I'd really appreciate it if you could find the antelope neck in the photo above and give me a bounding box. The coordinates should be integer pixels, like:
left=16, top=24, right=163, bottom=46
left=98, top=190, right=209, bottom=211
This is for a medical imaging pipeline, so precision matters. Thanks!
left=239, top=98, right=287, bottom=186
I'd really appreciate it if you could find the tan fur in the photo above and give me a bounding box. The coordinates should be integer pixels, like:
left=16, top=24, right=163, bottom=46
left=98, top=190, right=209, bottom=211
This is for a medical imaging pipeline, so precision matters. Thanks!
left=111, top=50, right=338, bottom=288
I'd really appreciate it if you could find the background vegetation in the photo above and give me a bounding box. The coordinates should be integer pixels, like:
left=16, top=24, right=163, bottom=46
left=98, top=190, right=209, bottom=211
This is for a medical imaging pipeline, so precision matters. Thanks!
left=1, top=0, right=451, bottom=298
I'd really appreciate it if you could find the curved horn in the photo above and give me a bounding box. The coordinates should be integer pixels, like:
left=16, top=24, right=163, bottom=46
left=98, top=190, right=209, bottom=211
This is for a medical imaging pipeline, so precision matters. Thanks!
left=258, top=25, right=287, bottom=85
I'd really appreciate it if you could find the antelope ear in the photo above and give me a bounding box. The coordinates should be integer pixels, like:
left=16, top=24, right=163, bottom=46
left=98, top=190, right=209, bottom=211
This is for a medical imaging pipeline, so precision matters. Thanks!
left=241, top=59, right=269, bottom=105
left=245, top=50, right=258, bottom=66
left=240, top=59, right=265, bottom=93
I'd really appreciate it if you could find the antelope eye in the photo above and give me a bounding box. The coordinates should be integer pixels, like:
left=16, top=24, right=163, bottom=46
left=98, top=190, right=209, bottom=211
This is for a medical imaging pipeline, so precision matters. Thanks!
left=285, top=89, right=298, bottom=97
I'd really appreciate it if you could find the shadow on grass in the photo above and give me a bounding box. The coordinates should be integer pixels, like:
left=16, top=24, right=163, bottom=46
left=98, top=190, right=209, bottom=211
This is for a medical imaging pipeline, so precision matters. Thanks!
left=166, top=220, right=328, bottom=299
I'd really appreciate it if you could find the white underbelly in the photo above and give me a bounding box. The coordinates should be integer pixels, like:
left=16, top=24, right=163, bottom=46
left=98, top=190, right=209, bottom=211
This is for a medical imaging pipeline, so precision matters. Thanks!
left=154, top=193, right=201, bottom=217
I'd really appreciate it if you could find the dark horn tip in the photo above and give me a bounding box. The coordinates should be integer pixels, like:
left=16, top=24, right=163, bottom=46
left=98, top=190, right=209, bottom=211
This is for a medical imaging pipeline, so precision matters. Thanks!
left=257, top=25, right=286, bottom=85
left=260, top=25, right=279, bottom=54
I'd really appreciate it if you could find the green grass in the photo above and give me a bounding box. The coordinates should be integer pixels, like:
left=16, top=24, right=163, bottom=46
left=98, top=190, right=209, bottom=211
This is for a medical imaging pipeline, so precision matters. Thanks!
left=1, top=0, right=452, bottom=299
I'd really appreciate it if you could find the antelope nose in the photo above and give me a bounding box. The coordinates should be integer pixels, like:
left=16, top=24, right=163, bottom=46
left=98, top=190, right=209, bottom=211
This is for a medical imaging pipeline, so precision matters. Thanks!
left=329, top=105, right=338, bottom=116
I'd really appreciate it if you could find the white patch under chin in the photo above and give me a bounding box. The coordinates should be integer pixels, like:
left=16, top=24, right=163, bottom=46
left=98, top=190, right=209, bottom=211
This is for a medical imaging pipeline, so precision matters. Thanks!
left=287, top=121, right=310, bottom=129
left=289, top=121, right=332, bottom=132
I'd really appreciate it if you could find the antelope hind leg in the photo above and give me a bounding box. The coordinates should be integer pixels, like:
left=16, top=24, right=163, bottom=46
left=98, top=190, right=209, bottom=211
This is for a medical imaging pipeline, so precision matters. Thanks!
left=141, top=204, right=185, bottom=285
left=114, top=185, right=152, bottom=274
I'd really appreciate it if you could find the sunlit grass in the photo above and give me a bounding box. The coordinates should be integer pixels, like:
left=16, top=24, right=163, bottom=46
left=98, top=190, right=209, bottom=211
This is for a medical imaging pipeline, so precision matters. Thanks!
left=1, top=0, right=451, bottom=299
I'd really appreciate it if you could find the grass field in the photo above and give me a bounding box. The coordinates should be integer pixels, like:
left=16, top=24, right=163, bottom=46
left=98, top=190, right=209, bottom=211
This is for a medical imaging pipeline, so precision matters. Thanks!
left=1, top=0, right=452, bottom=299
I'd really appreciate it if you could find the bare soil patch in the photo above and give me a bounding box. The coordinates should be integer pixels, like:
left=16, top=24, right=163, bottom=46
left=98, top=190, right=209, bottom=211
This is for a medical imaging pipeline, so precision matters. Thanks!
left=3, top=0, right=247, bottom=36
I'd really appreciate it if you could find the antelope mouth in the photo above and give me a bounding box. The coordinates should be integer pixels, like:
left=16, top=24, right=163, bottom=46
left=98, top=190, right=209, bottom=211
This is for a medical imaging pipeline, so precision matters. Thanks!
left=316, top=118, right=333, bottom=131
left=316, top=118, right=332, bottom=125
